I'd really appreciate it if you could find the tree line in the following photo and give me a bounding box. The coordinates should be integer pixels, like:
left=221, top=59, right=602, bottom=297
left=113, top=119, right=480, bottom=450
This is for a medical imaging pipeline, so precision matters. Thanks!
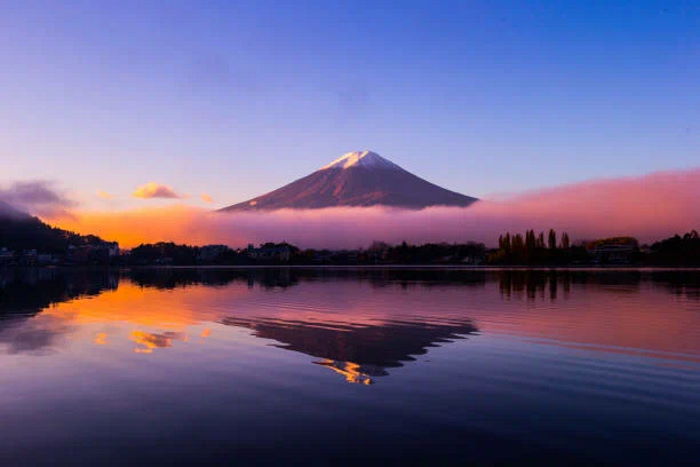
left=489, top=229, right=700, bottom=266
left=490, top=229, right=586, bottom=265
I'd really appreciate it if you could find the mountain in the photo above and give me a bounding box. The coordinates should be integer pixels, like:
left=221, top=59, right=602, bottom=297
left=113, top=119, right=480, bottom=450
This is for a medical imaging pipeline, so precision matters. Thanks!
left=0, top=200, right=28, bottom=219
left=220, top=151, right=478, bottom=211
left=0, top=202, right=111, bottom=253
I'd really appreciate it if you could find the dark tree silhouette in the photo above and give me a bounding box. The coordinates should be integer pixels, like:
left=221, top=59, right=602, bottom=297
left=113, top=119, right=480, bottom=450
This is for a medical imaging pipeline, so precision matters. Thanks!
left=548, top=229, right=557, bottom=250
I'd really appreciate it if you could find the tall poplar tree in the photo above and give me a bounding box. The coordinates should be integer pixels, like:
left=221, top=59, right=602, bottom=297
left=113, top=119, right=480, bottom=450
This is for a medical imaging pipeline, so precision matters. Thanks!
left=561, top=232, right=570, bottom=249
left=548, top=229, right=557, bottom=250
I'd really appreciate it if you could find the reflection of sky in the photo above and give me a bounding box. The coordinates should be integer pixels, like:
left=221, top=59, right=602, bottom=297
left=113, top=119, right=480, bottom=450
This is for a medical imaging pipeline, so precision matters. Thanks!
left=0, top=273, right=699, bottom=465
left=1, top=274, right=698, bottom=382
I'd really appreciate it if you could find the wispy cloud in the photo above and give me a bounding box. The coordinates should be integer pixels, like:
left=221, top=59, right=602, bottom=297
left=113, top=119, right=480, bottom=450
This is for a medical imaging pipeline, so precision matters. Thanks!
left=200, top=193, right=214, bottom=203
left=132, top=182, right=181, bottom=199
left=0, top=180, right=76, bottom=217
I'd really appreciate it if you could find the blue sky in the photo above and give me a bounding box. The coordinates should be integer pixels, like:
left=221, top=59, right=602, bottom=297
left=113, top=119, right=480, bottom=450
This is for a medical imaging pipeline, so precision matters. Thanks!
left=1, top=0, right=698, bottom=209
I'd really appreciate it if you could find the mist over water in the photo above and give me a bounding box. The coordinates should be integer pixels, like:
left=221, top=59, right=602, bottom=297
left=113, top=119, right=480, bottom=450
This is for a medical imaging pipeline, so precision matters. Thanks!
left=0, top=267, right=698, bottom=464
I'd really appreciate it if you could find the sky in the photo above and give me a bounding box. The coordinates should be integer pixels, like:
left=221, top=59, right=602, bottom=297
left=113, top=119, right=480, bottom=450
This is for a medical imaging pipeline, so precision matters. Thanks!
left=1, top=0, right=699, bottom=212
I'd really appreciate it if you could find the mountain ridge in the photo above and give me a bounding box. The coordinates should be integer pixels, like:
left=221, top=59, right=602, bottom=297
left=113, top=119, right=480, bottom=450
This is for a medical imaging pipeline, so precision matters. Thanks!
left=220, top=151, right=478, bottom=211
left=0, top=201, right=113, bottom=253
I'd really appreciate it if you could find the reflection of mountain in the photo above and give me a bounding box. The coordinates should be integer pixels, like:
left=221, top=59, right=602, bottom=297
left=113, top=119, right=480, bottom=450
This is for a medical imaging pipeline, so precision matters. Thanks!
left=222, top=316, right=478, bottom=384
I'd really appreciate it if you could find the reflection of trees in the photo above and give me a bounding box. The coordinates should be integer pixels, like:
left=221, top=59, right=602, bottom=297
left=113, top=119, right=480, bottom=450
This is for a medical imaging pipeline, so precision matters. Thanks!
left=497, top=269, right=700, bottom=301
left=498, top=270, right=572, bottom=301
left=650, top=270, right=700, bottom=301
left=125, top=267, right=490, bottom=291
left=126, top=268, right=299, bottom=290
left=0, top=268, right=118, bottom=317
left=0, top=269, right=119, bottom=354
left=222, top=315, right=478, bottom=384
left=2, top=267, right=696, bottom=313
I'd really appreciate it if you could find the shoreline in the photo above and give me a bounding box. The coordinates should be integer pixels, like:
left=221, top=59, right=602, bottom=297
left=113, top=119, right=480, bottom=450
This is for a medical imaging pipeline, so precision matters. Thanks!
left=3, top=264, right=700, bottom=272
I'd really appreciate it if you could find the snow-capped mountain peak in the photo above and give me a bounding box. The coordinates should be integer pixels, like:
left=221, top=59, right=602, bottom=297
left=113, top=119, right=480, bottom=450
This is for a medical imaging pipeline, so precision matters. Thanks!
left=320, top=151, right=402, bottom=171
left=220, top=149, right=478, bottom=211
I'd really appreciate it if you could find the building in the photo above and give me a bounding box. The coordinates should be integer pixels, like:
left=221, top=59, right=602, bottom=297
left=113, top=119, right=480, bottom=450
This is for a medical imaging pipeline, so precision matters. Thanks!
left=588, top=237, right=639, bottom=264
left=67, top=241, right=120, bottom=265
left=198, top=245, right=232, bottom=263
left=246, top=243, right=297, bottom=263
left=0, top=248, right=15, bottom=265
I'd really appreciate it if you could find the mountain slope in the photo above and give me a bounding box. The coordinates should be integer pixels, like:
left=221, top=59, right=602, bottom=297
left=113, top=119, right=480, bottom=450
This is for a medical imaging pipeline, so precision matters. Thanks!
left=221, top=151, right=478, bottom=211
left=0, top=202, right=110, bottom=253
left=0, top=200, right=29, bottom=219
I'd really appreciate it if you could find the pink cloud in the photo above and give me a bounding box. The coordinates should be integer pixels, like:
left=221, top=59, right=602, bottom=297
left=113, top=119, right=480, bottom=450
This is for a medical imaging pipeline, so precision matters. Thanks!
left=0, top=180, right=76, bottom=217
left=50, top=168, right=700, bottom=248
left=132, top=182, right=181, bottom=199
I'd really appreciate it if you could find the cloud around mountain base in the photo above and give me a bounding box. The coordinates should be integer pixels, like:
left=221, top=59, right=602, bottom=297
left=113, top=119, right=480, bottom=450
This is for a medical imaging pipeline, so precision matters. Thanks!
left=46, top=167, right=700, bottom=248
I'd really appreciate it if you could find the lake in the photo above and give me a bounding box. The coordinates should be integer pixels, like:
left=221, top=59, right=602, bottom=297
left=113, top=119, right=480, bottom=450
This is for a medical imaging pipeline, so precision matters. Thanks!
left=0, top=267, right=698, bottom=465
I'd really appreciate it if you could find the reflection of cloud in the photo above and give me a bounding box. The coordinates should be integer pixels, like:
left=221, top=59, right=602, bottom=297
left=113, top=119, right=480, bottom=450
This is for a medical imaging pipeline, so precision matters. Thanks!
left=132, top=182, right=181, bottom=199
left=0, top=316, right=72, bottom=355
left=94, top=332, right=108, bottom=345
left=0, top=180, right=76, bottom=217
left=130, top=330, right=186, bottom=354
left=48, top=168, right=700, bottom=248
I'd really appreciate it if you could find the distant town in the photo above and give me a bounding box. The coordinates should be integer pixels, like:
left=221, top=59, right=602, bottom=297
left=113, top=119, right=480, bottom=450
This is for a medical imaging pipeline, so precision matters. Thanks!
left=0, top=209, right=698, bottom=266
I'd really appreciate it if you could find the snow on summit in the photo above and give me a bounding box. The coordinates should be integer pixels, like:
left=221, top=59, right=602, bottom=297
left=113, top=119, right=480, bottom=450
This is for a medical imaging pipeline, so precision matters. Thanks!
left=320, top=151, right=402, bottom=171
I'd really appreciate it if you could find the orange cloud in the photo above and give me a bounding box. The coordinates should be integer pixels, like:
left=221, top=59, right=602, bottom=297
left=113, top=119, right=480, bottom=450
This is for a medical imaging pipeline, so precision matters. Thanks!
left=47, top=168, right=700, bottom=248
left=132, top=182, right=181, bottom=199
left=200, top=193, right=214, bottom=203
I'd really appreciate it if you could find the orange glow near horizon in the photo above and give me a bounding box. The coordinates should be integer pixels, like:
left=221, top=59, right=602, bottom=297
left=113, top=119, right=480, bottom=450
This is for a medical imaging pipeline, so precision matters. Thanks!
left=44, top=167, right=700, bottom=249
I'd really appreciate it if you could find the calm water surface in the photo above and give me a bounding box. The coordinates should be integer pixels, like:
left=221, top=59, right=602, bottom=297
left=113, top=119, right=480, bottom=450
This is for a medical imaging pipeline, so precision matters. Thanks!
left=0, top=268, right=699, bottom=465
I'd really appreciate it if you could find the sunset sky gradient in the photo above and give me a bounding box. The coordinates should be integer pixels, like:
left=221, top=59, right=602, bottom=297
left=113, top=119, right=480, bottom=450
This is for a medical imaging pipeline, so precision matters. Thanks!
left=2, top=0, right=699, bottom=213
